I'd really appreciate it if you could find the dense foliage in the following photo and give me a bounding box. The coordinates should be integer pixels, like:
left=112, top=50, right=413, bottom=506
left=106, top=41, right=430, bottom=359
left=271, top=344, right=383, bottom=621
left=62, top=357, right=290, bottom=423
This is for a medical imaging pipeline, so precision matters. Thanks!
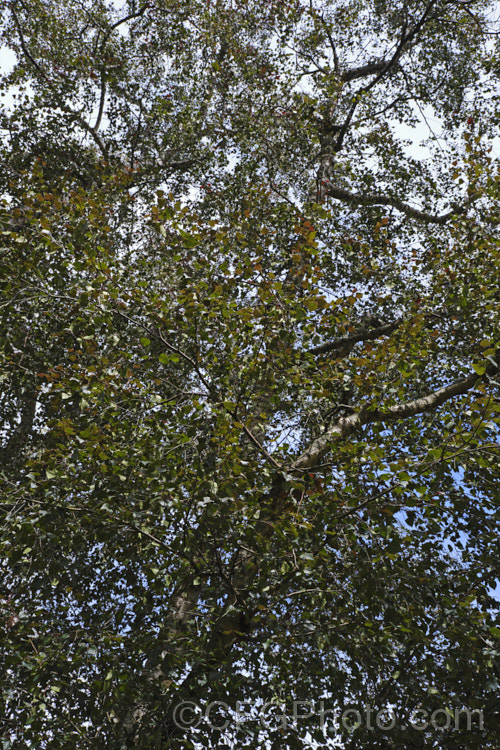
left=1, top=1, right=499, bottom=748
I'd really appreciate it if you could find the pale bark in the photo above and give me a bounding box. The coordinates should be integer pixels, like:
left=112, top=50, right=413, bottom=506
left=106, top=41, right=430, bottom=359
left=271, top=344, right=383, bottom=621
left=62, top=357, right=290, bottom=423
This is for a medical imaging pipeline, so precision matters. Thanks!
left=325, top=184, right=467, bottom=224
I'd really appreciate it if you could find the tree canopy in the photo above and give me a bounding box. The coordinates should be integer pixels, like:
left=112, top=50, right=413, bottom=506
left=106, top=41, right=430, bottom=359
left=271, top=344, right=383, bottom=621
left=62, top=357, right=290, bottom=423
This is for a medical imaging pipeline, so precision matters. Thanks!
left=1, top=1, right=499, bottom=748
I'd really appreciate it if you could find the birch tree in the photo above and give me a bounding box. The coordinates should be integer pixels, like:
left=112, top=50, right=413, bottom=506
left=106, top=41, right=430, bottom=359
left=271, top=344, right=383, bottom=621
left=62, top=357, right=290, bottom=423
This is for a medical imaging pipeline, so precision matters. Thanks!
left=1, top=1, right=499, bottom=748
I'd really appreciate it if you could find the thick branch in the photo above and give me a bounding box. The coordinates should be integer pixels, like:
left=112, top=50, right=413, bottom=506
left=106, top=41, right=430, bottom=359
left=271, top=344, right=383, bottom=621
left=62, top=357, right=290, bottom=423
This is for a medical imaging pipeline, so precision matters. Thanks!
left=325, top=184, right=465, bottom=224
left=292, top=356, right=498, bottom=471
left=93, top=69, right=107, bottom=133
left=308, top=318, right=401, bottom=356
left=333, top=1, right=437, bottom=154
left=372, top=372, right=482, bottom=421
left=314, top=4, right=438, bottom=200
left=341, top=61, right=389, bottom=82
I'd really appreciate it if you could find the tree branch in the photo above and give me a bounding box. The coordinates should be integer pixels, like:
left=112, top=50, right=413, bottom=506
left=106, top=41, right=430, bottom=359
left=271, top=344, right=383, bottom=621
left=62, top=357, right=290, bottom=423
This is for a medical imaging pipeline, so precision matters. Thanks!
left=98, top=3, right=151, bottom=50
left=334, top=1, right=438, bottom=154
left=308, top=318, right=402, bottom=356
left=341, top=61, right=389, bottom=83
left=292, top=354, right=498, bottom=471
left=324, top=184, right=467, bottom=224
left=61, top=105, right=109, bottom=158
left=93, top=69, right=107, bottom=133
left=324, top=20, right=340, bottom=77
